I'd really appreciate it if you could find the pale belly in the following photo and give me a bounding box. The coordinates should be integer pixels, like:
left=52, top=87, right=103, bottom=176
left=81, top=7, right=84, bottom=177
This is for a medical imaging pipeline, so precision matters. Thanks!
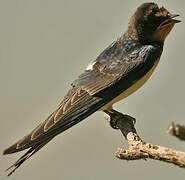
left=100, top=59, right=160, bottom=110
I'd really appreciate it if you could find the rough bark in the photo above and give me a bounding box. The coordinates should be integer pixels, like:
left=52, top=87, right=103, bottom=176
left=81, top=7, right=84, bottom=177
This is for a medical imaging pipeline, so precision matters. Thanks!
left=106, top=111, right=185, bottom=168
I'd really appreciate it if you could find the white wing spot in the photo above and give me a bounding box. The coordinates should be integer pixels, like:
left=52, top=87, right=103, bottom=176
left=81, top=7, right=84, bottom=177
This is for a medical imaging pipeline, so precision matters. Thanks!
left=86, top=61, right=96, bottom=70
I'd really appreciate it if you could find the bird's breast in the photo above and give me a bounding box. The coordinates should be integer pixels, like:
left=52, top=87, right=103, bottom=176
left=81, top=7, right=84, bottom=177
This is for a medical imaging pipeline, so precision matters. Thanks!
left=100, top=58, right=160, bottom=110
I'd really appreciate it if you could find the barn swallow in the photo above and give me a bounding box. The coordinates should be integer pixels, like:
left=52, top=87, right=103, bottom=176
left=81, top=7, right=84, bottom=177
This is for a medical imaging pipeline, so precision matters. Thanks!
left=3, top=2, right=180, bottom=176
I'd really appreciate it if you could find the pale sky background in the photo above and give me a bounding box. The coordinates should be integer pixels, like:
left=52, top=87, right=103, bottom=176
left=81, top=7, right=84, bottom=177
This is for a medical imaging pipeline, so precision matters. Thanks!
left=1, top=0, right=185, bottom=179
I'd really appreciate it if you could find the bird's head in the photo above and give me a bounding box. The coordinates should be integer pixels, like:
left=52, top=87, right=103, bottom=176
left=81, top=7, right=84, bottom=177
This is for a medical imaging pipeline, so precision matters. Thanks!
left=128, top=2, right=181, bottom=44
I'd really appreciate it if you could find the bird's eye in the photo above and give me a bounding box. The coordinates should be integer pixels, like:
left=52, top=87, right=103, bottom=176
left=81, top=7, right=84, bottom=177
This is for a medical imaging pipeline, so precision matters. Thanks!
left=153, top=7, right=160, bottom=15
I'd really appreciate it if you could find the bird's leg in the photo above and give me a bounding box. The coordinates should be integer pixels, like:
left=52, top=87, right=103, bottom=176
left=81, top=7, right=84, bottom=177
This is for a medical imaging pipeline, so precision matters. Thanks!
left=104, top=109, right=136, bottom=137
left=104, top=109, right=136, bottom=129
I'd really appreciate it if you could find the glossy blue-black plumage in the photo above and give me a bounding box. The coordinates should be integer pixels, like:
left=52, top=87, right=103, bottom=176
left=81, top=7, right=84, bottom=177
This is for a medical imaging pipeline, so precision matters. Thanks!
left=72, top=34, right=163, bottom=96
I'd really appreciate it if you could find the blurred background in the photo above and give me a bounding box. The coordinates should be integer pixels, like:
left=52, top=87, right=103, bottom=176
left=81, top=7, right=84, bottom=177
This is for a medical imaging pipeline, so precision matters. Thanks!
left=1, top=0, right=185, bottom=179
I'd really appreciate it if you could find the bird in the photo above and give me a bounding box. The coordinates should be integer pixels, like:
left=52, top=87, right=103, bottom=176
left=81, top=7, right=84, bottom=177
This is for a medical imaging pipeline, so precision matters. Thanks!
left=3, top=2, right=180, bottom=176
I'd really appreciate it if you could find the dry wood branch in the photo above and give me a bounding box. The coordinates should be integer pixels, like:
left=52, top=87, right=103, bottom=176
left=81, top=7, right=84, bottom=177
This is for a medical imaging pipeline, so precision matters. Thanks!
left=110, top=112, right=185, bottom=168
left=167, top=121, right=185, bottom=141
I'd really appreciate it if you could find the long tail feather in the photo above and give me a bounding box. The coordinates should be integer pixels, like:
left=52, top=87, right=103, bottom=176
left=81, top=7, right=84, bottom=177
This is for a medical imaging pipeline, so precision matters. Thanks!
left=5, top=138, right=52, bottom=176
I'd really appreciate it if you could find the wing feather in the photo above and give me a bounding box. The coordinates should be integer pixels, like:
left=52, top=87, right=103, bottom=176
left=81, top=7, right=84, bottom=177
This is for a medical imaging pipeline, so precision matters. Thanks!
left=3, top=43, right=162, bottom=155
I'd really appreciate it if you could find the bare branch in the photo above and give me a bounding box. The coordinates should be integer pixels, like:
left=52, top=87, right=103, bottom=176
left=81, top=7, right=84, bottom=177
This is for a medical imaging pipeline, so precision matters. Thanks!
left=104, top=110, right=185, bottom=168
left=167, top=122, right=185, bottom=141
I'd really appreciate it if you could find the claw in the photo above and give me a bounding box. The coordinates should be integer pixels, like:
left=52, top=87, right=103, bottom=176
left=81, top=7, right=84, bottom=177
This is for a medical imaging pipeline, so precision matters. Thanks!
left=123, top=114, right=136, bottom=124
left=104, top=109, right=136, bottom=129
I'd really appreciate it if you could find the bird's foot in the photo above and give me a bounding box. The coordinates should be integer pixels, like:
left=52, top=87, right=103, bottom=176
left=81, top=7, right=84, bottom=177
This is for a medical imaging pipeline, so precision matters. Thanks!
left=104, top=109, right=136, bottom=130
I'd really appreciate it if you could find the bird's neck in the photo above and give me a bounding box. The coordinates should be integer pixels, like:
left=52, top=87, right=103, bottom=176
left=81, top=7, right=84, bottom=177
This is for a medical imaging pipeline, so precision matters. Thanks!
left=122, top=31, right=164, bottom=50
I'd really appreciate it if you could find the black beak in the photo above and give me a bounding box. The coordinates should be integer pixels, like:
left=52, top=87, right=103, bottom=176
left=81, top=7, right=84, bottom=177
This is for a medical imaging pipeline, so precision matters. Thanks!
left=170, top=14, right=181, bottom=23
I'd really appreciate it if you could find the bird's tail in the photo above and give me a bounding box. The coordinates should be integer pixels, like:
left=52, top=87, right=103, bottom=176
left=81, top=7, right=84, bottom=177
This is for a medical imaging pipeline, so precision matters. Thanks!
left=4, top=138, right=53, bottom=176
